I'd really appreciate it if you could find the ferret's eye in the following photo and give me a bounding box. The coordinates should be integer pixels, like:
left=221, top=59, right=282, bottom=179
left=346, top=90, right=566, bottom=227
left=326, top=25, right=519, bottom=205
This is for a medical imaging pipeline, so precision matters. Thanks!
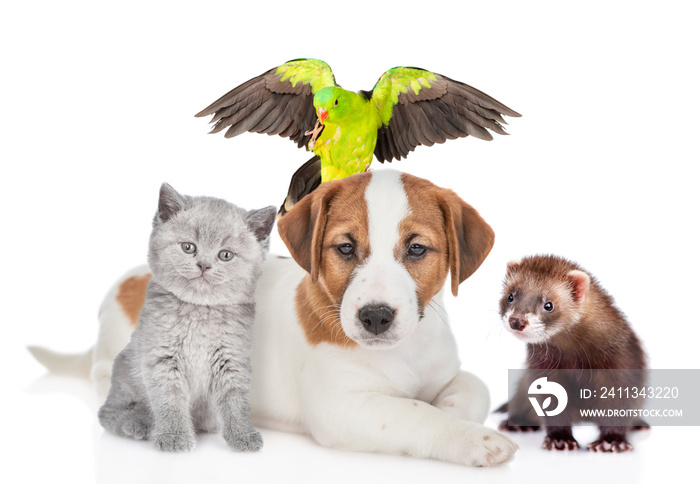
left=334, top=99, right=339, bottom=106
left=336, top=243, right=355, bottom=258
left=218, top=250, right=234, bottom=262
left=181, top=242, right=196, bottom=254
left=544, top=302, right=554, bottom=312
left=507, top=293, right=514, bottom=303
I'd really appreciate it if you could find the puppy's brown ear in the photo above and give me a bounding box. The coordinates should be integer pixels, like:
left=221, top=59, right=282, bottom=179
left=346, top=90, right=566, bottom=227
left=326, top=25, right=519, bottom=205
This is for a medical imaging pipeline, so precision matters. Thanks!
left=277, top=182, right=339, bottom=283
left=439, top=191, right=495, bottom=297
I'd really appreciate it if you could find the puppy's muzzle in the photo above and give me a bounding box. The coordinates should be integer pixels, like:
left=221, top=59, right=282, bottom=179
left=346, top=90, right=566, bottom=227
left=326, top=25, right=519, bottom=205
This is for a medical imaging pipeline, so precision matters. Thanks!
left=359, top=304, right=395, bottom=335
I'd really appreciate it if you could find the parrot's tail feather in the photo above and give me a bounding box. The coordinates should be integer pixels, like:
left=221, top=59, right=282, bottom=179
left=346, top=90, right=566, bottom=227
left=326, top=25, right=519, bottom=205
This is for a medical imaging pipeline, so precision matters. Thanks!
left=278, top=156, right=322, bottom=218
left=28, top=345, right=93, bottom=378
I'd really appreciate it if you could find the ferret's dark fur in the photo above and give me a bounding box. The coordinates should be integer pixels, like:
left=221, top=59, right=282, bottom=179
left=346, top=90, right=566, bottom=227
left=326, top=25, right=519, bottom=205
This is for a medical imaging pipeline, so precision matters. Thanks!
left=497, top=254, right=647, bottom=452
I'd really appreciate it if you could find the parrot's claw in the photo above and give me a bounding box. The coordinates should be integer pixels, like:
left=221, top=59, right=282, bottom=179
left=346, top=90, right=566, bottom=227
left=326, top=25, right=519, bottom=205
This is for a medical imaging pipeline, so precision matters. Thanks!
left=305, top=119, right=324, bottom=149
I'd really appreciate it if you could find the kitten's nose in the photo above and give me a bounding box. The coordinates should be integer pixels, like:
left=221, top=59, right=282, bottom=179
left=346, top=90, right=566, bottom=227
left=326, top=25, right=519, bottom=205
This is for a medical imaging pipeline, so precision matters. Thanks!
left=197, top=262, right=211, bottom=273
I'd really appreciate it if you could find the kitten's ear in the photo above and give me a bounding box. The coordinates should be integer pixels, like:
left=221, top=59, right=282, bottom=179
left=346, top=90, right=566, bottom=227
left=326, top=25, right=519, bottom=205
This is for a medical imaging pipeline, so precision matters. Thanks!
left=157, top=183, right=185, bottom=224
left=246, top=206, right=277, bottom=242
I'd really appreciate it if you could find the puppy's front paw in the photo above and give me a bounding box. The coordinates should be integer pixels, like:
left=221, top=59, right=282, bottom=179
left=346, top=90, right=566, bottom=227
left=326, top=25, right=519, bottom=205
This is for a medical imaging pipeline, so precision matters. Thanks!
left=224, top=427, right=264, bottom=452
left=154, top=432, right=196, bottom=452
left=456, top=425, right=519, bottom=467
left=475, top=428, right=519, bottom=466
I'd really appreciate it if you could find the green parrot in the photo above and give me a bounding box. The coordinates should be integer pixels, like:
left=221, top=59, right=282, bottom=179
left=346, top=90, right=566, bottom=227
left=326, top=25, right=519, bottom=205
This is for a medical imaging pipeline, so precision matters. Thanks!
left=195, top=58, right=520, bottom=215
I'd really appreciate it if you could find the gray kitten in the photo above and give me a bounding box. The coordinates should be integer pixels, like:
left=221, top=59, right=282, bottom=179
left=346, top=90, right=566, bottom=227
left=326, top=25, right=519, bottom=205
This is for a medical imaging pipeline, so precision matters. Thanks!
left=97, top=183, right=276, bottom=452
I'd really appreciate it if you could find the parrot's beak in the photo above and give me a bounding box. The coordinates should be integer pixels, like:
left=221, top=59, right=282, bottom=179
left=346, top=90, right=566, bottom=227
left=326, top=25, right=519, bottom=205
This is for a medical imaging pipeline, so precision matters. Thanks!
left=317, top=107, right=329, bottom=123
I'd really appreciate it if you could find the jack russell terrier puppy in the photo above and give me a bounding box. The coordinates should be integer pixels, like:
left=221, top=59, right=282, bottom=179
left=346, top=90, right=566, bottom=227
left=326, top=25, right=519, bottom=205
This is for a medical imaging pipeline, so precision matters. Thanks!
left=30, top=169, right=518, bottom=466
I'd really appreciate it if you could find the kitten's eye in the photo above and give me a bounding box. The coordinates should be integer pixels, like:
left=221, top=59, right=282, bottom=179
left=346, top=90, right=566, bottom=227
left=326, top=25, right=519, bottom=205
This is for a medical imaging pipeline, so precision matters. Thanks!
left=407, top=244, right=428, bottom=259
left=336, top=243, right=355, bottom=258
left=181, top=242, right=196, bottom=254
left=507, top=293, right=514, bottom=303
left=218, top=250, right=234, bottom=262
left=544, top=302, right=554, bottom=312
left=334, top=99, right=338, bottom=106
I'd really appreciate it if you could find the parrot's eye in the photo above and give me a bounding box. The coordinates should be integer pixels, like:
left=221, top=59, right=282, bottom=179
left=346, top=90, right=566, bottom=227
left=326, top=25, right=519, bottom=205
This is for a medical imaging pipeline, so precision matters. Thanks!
left=334, top=99, right=338, bottom=106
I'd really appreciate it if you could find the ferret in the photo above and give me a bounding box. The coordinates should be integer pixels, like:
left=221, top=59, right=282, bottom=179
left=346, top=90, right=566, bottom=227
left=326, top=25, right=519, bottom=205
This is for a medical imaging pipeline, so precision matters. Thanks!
left=497, top=254, right=647, bottom=452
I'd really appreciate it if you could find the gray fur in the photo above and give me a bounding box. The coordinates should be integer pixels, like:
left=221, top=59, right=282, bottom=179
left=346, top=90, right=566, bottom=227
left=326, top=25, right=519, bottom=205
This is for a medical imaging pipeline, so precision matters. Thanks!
left=98, top=183, right=276, bottom=452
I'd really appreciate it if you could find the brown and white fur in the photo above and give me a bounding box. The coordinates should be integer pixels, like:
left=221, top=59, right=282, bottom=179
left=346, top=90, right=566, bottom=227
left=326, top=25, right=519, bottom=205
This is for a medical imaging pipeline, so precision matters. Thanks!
left=30, top=169, right=518, bottom=466
left=497, top=254, right=647, bottom=452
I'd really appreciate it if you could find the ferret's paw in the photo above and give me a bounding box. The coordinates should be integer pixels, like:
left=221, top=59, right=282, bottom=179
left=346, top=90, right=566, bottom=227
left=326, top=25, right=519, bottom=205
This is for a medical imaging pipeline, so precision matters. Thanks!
left=588, top=438, right=633, bottom=453
left=154, top=432, right=196, bottom=452
left=465, top=427, right=519, bottom=467
left=498, top=419, right=541, bottom=433
left=542, top=435, right=579, bottom=451
left=224, top=428, right=264, bottom=452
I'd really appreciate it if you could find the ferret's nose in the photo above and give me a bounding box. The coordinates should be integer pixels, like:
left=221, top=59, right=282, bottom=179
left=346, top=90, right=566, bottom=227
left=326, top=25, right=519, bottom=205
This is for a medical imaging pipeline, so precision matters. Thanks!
left=509, top=316, right=528, bottom=331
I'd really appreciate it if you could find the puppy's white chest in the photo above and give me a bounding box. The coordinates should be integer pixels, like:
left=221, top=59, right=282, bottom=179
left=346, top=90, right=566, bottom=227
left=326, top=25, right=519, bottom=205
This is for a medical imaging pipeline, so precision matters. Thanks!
left=324, top=317, right=460, bottom=401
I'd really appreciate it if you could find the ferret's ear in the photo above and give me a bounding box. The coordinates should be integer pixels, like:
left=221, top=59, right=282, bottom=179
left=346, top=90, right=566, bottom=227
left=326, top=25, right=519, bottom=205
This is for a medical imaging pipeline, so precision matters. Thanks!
left=506, top=259, right=521, bottom=276
left=156, top=183, right=185, bottom=225
left=566, top=270, right=590, bottom=304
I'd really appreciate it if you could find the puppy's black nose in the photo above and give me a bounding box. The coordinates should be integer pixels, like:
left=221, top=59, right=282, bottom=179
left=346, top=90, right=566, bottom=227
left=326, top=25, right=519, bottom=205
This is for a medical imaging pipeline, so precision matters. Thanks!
left=359, top=304, right=395, bottom=335
left=509, top=316, right=528, bottom=331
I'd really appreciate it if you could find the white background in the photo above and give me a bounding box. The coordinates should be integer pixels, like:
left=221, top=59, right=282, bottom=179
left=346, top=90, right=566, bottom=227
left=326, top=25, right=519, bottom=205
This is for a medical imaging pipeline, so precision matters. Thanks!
left=2, top=1, right=698, bottom=482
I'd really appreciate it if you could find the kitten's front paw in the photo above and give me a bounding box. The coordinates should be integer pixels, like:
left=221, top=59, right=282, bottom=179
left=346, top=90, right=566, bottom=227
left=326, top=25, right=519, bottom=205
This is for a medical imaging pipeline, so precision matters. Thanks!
left=120, top=416, right=151, bottom=440
left=224, top=428, right=264, bottom=452
left=97, top=406, right=152, bottom=440
left=154, top=432, right=196, bottom=452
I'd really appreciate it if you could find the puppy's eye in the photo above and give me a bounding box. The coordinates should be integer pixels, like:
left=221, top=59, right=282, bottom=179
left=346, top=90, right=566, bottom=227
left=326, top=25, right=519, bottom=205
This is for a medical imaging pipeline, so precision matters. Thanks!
left=336, top=243, right=355, bottom=258
left=334, top=99, right=338, bottom=106
left=407, top=244, right=428, bottom=259
left=507, top=293, right=514, bottom=303
left=181, top=242, right=196, bottom=254
left=544, top=302, right=554, bottom=312
left=218, top=250, right=234, bottom=262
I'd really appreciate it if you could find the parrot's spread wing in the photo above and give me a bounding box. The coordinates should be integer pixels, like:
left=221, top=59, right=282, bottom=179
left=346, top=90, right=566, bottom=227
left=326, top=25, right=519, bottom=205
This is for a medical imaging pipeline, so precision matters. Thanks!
left=195, top=59, right=337, bottom=149
left=277, top=155, right=322, bottom=218
left=369, top=67, right=521, bottom=162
